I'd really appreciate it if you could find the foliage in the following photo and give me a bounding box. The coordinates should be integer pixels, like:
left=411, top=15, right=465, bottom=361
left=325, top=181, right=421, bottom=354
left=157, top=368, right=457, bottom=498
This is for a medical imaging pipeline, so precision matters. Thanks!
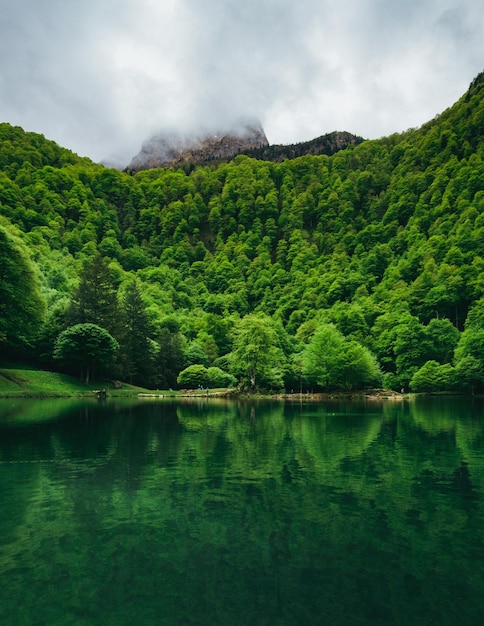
left=177, top=364, right=209, bottom=388
left=184, top=342, right=210, bottom=367
left=120, top=279, right=154, bottom=386
left=230, top=314, right=286, bottom=389
left=206, top=366, right=237, bottom=388
left=54, top=323, right=119, bottom=384
left=302, top=324, right=382, bottom=390
left=1, top=74, right=484, bottom=389
left=176, top=364, right=235, bottom=389
left=155, top=322, right=186, bottom=389
left=410, top=361, right=455, bottom=392
left=0, top=223, right=45, bottom=354
left=67, top=252, right=122, bottom=338
left=451, top=296, right=484, bottom=391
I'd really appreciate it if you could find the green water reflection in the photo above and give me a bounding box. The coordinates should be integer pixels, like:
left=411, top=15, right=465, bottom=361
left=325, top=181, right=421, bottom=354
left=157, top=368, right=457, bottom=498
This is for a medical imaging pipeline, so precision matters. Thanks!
left=0, top=397, right=483, bottom=625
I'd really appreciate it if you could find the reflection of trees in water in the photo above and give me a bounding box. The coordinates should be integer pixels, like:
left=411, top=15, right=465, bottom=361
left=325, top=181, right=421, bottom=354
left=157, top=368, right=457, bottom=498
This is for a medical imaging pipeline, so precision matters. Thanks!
left=407, top=395, right=484, bottom=496
left=175, top=398, right=386, bottom=484
left=0, top=397, right=90, bottom=425
left=1, top=398, right=484, bottom=625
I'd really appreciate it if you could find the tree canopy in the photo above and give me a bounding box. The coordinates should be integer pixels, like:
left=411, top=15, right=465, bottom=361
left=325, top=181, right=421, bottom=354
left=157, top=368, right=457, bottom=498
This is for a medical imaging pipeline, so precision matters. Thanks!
left=1, top=73, right=483, bottom=390
left=230, top=314, right=286, bottom=390
left=54, top=323, right=119, bottom=384
left=0, top=222, right=45, bottom=355
left=302, top=324, right=382, bottom=391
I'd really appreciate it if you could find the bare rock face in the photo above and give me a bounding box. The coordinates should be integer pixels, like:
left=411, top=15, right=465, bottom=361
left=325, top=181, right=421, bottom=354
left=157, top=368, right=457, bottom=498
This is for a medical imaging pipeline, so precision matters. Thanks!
left=128, top=118, right=269, bottom=171
left=243, top=130, right=365, bottom=161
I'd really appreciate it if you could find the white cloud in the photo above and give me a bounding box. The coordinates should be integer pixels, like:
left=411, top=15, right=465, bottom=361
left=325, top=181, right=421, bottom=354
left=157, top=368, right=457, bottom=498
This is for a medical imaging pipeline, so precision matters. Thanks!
left=0, top=0, right=482, bottom=165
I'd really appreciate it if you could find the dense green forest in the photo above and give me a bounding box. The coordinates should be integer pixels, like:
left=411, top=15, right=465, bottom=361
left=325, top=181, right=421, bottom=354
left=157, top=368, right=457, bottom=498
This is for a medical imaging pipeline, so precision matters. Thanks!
left=1, top=73, right=483, bottom=392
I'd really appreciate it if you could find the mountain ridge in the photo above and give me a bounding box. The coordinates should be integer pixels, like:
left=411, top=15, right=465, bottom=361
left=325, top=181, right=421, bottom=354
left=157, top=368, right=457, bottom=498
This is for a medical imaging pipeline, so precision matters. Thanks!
left=127, top=118, right=269, bottom=171
left=126, top=121, right=364, bottom=171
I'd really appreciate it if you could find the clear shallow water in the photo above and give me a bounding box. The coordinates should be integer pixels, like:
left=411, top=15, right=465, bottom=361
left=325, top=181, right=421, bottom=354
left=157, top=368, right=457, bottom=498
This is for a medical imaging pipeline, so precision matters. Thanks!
left=0, top=396, right=483, bottom=626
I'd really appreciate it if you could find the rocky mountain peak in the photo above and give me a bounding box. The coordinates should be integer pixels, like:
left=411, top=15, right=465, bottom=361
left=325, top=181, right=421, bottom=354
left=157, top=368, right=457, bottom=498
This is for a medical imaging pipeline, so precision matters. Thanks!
left=127, top=118, right=269, bottom=171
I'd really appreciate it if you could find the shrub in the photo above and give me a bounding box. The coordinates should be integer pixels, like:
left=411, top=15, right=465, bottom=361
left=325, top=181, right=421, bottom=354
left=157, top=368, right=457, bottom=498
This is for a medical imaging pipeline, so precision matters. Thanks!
left=177, top=364, right=208, bottom=388
left=206, top=366, right=236, bottom=388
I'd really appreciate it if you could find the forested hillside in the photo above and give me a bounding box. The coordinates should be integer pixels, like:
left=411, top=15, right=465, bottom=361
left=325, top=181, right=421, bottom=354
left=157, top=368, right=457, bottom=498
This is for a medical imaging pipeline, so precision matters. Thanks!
left=1, top=72, right=483, bottom=392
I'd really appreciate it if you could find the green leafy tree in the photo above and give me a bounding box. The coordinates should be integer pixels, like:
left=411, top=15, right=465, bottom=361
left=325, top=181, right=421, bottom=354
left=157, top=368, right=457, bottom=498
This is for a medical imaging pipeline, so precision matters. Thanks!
left=303, top=324, right=381, bottom=390
left=454, top=329, right=484, bottom=391
left=230, top=313, right=285, bottom=390
left=36, top=296, right=70, bottom=367
left=425, top=318, right=460, bottom=364
left=452, top=300, right=484, bottom=391
left=54, top=323, right=119, bottom=384
left=303, top=324, right=345, bottom=389
left=394, top=317, right=433, bottom=386
left=455, top=355, right=483, bottom=392
left=0, top=224, right=45, bottom=355
left=410, top=360, right=455, bottom=392
left=206, top=366, right=236, bottom=388
left=184, top=342, right=210, bottom=367
left=177, top=364, right=209, bottom=389
left=344, top=340, right=383, bottom=389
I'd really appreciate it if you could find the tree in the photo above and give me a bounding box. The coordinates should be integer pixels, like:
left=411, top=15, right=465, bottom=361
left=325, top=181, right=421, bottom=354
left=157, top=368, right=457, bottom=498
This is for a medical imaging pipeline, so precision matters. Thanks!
left=344, top=340, right=383, bottom=389
left=54, top=323, right=119, bottom=384
left=0, top=224, right=45, bottom=355
left=120, top=280, right=153, bottom=386
left=303, top=324, right=344, bottom=389
left=452, top=299, right=484, bottom=391
left=36, top=296, right=70, bottom=367
left=303, top=324, right=381, bottom=390
left=184, top=342, right=210, bottom=367
left=230, top=313, right=285, bottom=390
left=425, top=318, right=460, bottom=364
left=206, top=366, right=236, bottom=388
left=410, top=360, right=455, bottom=392
left=155, top=322, right=186, bottom=389
left=455, top=355, right=484, bottom=392
left=67, top=253, right=122, bottom=338
left=177, top=365, right=209, bottom=389
left=454, top=328, right=484, bottom=391
left=394, top=317, right=433, bottom=386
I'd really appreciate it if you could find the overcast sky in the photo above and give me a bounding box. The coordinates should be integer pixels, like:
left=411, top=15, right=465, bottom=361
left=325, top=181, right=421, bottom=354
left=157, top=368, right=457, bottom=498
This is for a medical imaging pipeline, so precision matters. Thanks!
left=0, top=0, right=482, bottom=166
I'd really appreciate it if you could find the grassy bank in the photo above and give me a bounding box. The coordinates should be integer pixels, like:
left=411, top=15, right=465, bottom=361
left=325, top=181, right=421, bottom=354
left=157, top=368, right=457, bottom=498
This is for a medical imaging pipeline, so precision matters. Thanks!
left=0, top=364, right=235, bottom=398
left=0, top=365, right=150, bottom=398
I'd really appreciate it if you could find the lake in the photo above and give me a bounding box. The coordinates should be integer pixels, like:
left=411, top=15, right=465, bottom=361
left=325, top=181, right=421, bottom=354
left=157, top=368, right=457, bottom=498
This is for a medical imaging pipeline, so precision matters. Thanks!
left=0, top=396, right=483, bottom=625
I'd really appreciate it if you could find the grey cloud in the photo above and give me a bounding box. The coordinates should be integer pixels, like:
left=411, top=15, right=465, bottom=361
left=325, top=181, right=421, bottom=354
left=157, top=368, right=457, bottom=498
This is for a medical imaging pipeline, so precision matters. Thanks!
left=0, top=0, right=482, bottom=165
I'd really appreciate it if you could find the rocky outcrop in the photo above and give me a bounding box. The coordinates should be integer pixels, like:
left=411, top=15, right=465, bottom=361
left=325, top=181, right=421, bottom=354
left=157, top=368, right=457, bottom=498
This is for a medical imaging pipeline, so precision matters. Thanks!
left=127, top=120, right=365, bottom=171
left=243, top=130, right=365, bottom=162
left=127, top=118, right=269, bottom=171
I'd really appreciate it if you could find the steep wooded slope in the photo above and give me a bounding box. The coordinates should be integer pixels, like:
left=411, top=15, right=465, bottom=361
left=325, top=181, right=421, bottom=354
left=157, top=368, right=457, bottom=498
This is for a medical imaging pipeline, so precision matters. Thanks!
left=0, top=72, right=483, bottom=390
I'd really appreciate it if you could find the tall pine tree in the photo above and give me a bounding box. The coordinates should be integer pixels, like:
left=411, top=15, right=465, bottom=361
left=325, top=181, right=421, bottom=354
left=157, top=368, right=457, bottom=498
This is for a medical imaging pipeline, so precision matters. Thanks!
left=155, top=318, right=186, bottom=390
left=67, top=253, right=122, bottom=339
left=120, top=279, right=153, bottom=386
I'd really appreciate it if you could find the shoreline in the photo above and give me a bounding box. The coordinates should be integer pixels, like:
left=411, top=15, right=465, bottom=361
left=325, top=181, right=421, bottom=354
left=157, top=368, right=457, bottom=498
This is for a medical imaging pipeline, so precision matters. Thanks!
left=1, top=386, right=478, bottom=401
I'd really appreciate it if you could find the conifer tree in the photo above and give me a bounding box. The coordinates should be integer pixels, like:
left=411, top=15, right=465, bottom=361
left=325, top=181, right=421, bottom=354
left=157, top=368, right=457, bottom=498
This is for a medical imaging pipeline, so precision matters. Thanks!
left=67, top=253, right=122, bottom=339
left=155, top=319, right=186, bottom=389
left=120, top=279, right=153, bottom=386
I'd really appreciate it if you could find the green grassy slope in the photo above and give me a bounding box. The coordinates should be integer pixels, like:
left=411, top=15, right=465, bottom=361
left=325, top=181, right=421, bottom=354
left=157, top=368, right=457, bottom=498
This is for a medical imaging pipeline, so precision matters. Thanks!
left=0, top=366, right=148, bottom=397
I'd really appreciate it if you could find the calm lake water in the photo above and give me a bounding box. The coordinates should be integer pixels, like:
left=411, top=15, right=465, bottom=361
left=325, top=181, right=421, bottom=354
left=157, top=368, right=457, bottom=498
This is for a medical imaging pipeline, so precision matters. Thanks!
left=0, top=396, right=483, bottom=626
